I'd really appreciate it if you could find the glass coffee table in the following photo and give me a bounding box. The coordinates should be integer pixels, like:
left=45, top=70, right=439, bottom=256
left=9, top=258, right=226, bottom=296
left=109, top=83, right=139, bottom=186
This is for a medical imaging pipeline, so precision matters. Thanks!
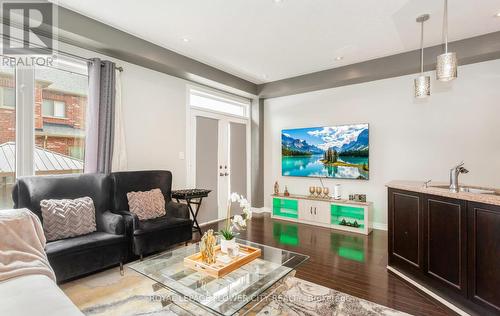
left=129, top=239, right=309, bottom=316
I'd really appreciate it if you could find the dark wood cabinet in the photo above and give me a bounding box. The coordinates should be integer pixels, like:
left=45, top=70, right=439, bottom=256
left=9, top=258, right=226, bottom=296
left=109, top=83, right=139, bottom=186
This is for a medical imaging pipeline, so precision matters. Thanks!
left=388, top=189, right=422, bottom=268
left=467, top=202, right=500, bottom=313
left=423, top=195, right=467, bottom=295
left=388, top=188, right=500, bottom=315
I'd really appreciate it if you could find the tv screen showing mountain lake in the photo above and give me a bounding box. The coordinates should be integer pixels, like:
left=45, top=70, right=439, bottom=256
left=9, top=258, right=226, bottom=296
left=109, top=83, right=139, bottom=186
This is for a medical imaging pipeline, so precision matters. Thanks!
left=281, top=124, right=369, bottom=180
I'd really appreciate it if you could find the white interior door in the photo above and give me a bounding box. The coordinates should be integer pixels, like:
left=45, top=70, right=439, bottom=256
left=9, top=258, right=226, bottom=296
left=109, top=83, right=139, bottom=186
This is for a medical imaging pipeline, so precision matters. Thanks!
left=190, top=110, right=249, bottom=223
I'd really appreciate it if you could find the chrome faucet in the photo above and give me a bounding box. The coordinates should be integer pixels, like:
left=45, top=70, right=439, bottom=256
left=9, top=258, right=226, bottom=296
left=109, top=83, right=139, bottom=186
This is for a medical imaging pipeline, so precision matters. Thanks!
left=450, top=161, right=469, bottom=191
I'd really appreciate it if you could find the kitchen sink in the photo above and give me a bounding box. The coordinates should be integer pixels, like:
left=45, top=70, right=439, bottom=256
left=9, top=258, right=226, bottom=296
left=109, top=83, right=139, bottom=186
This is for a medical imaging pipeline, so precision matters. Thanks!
left=431, top=185, right=499, bottom=196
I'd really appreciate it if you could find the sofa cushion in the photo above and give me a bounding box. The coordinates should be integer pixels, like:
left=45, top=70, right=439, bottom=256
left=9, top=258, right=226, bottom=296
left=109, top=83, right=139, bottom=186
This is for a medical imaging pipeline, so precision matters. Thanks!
left=134, top=215, right=191, bottom=236
left=45, top=232, right=125, bottom=257
left=41, top=197, right=97, bottom=241
left=127, top=188, right=166, bottom=221
left=0, top=274, right=83, bottom=316
left=111, top=170, right=172, bottom=213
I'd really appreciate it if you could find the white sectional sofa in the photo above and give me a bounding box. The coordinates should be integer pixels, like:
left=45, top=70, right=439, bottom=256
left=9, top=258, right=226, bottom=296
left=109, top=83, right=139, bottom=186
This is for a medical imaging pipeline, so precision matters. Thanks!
left=0, top=274, right=83, bottom=316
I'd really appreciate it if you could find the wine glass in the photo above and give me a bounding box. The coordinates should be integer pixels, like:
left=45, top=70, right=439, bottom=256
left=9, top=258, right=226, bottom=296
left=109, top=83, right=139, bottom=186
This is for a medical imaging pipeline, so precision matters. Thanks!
left=323, top=187, right=330, bottom=198
left=309, top=186, right=315, bottom=196
left=315, top=186, right=322, bottom=197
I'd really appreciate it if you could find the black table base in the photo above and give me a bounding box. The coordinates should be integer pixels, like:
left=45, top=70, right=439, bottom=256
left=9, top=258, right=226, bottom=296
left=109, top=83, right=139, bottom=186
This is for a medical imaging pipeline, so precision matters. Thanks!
left=172, top=189, right=211, bottom=236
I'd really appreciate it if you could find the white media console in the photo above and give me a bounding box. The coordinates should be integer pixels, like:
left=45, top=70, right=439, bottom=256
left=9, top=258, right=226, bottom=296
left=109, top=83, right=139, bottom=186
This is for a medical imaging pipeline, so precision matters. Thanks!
left=271, top=194, right=373, bottom=235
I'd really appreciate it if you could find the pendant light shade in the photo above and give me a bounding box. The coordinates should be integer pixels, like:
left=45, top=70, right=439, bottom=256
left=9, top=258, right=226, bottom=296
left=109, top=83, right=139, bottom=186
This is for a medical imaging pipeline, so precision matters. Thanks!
left=414, top=14, right=430, bottom=98
left=436, top=52, right=457, bottom=81
left=436, top=0, right=457, bottom=81
left=414, top=75, right=430, bottom=98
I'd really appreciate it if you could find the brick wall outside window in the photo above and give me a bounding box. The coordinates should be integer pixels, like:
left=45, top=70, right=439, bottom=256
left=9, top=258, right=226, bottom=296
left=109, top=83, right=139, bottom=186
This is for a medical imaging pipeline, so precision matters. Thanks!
left=0, top=76, right=87, bottom=158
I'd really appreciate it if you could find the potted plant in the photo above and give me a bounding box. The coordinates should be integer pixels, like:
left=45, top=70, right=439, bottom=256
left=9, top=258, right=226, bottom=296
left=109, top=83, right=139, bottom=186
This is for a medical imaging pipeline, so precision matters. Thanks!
left=219, top=192, right=252, bottom=253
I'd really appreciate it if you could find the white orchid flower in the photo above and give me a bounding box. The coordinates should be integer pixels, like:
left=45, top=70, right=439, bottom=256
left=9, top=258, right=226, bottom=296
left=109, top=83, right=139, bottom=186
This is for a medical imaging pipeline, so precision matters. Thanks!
left=239, top=198, right=248, bottom=208
left=230, top=192, right=240, bottom=202
left=244, top=208, right=252, bottom=220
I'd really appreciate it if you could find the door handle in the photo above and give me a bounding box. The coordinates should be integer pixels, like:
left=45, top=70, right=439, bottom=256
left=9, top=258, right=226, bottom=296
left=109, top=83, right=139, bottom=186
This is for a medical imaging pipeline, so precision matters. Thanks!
left=224, top=172, right=229, bottom=176
left=220, top=172, right=224, bottom=176
left=314, top=207, right=317, bottom=215
left=310, top=207, right=312, bottom=214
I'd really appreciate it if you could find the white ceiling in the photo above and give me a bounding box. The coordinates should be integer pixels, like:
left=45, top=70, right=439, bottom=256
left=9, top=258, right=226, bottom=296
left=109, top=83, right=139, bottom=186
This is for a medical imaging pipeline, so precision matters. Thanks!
left=54, top=0, right=500, bottom=84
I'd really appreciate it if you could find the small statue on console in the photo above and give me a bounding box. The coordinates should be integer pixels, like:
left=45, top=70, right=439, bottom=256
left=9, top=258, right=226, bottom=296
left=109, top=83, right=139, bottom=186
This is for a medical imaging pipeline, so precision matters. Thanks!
left=274, top=181, right=280, bottom=195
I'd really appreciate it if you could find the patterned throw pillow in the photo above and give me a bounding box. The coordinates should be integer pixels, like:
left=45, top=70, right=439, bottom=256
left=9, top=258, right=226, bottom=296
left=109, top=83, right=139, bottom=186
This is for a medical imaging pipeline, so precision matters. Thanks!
left=40, top=197, right=97, bottom=241
left=126, top=188, right=166, bottom=221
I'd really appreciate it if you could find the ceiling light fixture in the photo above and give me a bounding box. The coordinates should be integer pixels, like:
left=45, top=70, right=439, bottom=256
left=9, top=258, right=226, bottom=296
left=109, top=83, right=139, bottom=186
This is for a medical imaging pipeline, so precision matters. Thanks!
left=436, top=0, right=457, bottom=81
left=182, top=38, right=189, bottom=43
left=274, top=0, right=283, bottom=3
left=495, top=12, right=500, bottom=17
left=334, top=56, right=344, bottom=61
left=414, top=14, right=430, bottom=99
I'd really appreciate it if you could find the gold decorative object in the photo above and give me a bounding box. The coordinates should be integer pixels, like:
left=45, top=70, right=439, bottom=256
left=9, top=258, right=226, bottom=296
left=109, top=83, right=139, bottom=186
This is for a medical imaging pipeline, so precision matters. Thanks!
left=315, top=186, right=322, bottom=196
left=200, top=229, right=216, bottom=264
left=322, top=187, right=330, bottom=197
left=284, top=186, right=290, bottom=197
left=309, top=186, right=315, bottom=197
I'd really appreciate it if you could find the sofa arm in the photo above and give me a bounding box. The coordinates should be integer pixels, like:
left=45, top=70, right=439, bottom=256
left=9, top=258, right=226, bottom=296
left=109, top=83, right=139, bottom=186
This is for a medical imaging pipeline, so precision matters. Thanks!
left=166, top=201, right=190, bottom=219
left=112, top=210, right=139, bottom=235
left=99, top=211, right=125, bottom=235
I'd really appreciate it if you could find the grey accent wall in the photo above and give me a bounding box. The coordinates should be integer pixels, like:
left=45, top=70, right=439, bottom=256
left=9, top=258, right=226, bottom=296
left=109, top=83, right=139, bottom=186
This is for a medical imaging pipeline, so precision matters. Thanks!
left=258, top=31, right=500, bottom=99
left=250, top=99, right=264, bottom=207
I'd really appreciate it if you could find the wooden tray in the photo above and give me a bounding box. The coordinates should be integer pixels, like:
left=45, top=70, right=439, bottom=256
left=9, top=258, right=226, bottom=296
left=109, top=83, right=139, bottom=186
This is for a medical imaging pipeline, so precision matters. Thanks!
left=183, top=243, right=261, bottom=278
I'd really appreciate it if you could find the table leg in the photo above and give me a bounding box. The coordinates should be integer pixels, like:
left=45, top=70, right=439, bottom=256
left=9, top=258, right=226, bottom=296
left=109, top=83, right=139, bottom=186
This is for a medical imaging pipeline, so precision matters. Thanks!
left=186, top=198, right=203, bottom=235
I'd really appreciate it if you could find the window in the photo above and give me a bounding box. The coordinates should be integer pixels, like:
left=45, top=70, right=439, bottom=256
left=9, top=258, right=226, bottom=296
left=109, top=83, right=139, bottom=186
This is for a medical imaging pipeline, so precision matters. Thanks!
left=35, top=62, right=88, bottom=166
left=42, top=99, right=66, bottom=118
left=0, top=66, right=15, bottom=210
left=0, top=57, right=88, bottom=210
left=0, top=87, right=15, bottom=108
left=189, top=88, right=250, bottom=118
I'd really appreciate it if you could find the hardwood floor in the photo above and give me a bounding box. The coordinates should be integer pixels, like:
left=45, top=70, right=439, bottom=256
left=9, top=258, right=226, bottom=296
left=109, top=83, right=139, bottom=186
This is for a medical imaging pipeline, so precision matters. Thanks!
left=197, top=213, right=454, bottom=316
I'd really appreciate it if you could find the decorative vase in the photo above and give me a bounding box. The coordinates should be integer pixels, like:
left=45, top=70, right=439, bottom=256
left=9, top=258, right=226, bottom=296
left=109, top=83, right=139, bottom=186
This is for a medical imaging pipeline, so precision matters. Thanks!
left=220, top=238, right=236, bottom=253
left=333, top=184, right=341, bottom=200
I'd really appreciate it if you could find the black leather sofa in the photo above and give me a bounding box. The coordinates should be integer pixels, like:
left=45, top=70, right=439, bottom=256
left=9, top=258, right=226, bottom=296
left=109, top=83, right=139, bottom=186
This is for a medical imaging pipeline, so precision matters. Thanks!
left=12, top=170, right=192, bottom=283
left=12, top=174, right=128, bottom=283
left=110, top=170, right=192, bottom=258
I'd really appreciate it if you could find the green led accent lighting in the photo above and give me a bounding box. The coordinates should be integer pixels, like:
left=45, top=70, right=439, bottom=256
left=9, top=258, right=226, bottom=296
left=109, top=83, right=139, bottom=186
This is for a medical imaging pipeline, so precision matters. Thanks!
left=273, top=198, right=298, bottom=219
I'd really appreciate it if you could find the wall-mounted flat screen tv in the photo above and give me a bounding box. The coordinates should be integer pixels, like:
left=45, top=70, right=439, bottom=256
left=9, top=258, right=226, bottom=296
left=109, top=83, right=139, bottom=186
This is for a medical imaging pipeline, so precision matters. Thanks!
left=281, top=123, right=369, bottom=180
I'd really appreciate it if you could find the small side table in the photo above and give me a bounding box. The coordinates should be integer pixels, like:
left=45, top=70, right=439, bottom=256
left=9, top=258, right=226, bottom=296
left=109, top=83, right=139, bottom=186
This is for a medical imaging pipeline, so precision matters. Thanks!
left=172, top=189, right=211, bottom=235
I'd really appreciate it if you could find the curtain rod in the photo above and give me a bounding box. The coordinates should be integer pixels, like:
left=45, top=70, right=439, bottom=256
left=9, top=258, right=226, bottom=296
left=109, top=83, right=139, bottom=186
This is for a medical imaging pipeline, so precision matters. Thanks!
left=56, top=49, right=123, bottom=72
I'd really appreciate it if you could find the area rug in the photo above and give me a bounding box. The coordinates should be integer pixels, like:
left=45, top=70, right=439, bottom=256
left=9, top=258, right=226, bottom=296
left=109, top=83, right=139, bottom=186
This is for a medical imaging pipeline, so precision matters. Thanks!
left=61, top=266, right=410, bottom=316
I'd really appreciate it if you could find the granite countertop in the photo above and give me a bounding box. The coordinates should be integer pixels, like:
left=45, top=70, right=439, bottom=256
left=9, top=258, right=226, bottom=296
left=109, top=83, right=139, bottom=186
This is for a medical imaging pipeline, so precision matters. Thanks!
left=386, top=180, right=500, bottom=206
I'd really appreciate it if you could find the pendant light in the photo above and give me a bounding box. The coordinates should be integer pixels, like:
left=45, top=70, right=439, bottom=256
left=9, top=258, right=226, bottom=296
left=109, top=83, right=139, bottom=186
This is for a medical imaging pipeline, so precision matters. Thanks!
left=436, top=0, right=457, bottom=81
left=414, top=14, right=430, bottom=98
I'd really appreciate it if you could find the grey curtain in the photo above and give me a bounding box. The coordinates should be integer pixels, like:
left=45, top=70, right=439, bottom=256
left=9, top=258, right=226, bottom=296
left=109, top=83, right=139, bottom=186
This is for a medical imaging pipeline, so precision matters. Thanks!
left=85, top=58, right=116, bottom=174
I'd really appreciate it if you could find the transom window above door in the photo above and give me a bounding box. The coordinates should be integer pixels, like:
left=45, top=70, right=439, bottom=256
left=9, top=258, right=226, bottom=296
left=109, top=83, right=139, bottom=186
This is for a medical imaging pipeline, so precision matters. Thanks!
left=189, top=87, right=250, bottom=118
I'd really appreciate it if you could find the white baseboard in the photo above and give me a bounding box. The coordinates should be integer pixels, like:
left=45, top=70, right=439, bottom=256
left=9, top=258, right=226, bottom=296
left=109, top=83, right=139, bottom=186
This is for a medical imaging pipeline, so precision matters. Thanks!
left=372, top=222, right=387, bottom=231
left=251, top=206, right=271, bottom=213
left=198, top=218, right=223, bottom=226
left=387, top=266, right=470, bottom=316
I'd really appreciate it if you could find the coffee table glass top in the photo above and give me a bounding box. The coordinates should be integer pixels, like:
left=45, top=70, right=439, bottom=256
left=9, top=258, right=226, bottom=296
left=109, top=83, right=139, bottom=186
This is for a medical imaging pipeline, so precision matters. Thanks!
left=129, top=239, right=309, bottom=316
